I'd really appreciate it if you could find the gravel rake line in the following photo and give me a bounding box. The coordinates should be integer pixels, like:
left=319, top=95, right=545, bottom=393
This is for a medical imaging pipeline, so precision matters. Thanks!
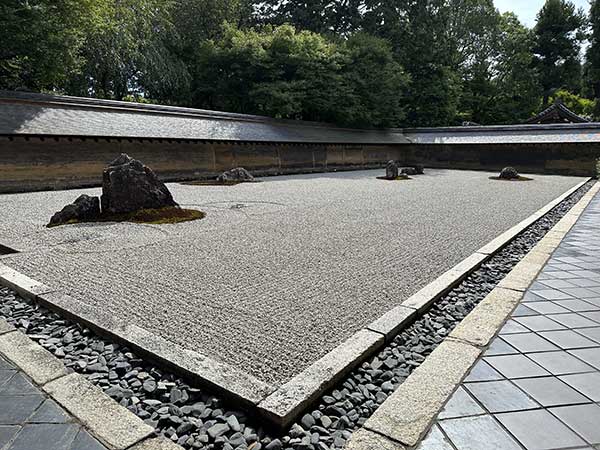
left=0, top=180, right=594, bottom=450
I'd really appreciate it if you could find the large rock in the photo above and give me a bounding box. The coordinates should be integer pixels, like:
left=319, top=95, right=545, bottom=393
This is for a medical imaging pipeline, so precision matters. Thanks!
left=385, top=161, right=399, bottom=179
left=48, top=195, right=100, bottom=227
left=499, top=167, right=519, bottom=180
left=217, top=167, right=255, bottom=183
left=400, top=167, right=417, bottom=176
left=101, top=154, right=177, bottom=214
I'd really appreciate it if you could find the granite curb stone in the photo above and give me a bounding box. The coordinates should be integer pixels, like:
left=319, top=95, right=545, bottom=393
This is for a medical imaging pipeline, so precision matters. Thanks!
left=345, top=429, right=405, bottom=450
left=36, top=290, right=275, bottom=406
left=449, top=287, right=523, bottom=347
left=0, top=328, right=68, bottom=385
left=363, top=340, right=481, bottom=446
left=129, top=437, right=186, bottom=450
left=44, top=372, right=154, bottom=450
left=258, top=329, right=384, bottom=428
left=0, top=318, right=14, bottom=335
left=0, top=263, right=54, bottom=299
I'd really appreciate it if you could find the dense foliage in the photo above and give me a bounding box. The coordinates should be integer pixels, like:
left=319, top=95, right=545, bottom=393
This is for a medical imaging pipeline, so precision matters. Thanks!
left=1, top=0, right=599, bottom=126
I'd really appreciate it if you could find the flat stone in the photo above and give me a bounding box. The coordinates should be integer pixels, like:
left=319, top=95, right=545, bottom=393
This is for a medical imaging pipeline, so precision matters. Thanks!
left=28, top=399, right=71, bottom=424
left=8, top=423, right=80, bottom=450
left=0, top=395, right=44, bottom=424
left=44, top=373, right=153, bottom=450
left=0, top=263, right=54, bottom=299
left=364, top=340, right=481, bottom=446
left=449, top=287, right=523, bottom=347
left=497, top=261, right=542, bottom=292
left=345, top=428, right=405, bottom=450
left=0, top=328, right=67, bottom=385
left=129, top=437, right=186, bottom=450
left=258, top=329, right=383, bottom=428
left=367, top=306, right=417, bottom=340
left=0, top=320, right=14, bottom=335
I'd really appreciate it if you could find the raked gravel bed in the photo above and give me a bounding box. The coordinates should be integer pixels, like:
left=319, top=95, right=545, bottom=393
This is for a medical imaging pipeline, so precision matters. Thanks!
left=0, top=180, right=594, bottom=450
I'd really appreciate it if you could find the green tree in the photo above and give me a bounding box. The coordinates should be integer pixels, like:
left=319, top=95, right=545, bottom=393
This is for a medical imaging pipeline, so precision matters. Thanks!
left=191, top=24, right=408, bottom=127
left=586, top=0, right=600, bottom=118
left=533, top=0, right=585, bottom=105
left=0, top=0, right=101, bottom=91
left=459, top=12, right=541, bottom=124
left=549, top=89, right=595, bottom=117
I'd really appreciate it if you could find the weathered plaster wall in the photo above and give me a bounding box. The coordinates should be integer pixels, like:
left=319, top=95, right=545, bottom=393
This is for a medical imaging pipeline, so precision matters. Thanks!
left=0, top=136, right=598, bottom=193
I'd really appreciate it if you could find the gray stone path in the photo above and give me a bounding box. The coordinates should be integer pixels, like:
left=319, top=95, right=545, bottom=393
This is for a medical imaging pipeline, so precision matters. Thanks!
left=0, top=354, right=109, bottom=450
left=419, top=193, right=600, bottom=450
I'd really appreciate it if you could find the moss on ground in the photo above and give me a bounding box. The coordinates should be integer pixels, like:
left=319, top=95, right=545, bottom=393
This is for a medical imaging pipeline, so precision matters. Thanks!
left=47, top=207, right=205, bottom=228
left=489, top=176, right=533, bottom=182
left=181, top=180, right=260, bottom=186
left=376, top=176, right=412, bottom=181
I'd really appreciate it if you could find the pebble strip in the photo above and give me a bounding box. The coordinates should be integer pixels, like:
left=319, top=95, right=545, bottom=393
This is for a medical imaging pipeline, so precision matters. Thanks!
left=0, top=181, right=593, bottom=450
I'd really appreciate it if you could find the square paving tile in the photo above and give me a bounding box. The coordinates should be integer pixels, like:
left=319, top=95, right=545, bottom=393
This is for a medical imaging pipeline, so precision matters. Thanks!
left=27, top=399, right=70, bottom=424
left=0, top=395, right=44, bottom=424
left=0, top=357, right=14, bottom=371
left=70, top=429, right=108, bottom=450
left=539, top=330, right=599, bottom=350
left=546, top=313, right=599, bottom=329
left=485, top=339, right=519, bottom=357
left=0, top=373, right=39, bottom=396
left=532, top=289, right=574, bottom=300
left=0, top=370, right=16, bottom=390
left=576, top=327, right=600, bottom=344
left=581, top=311, right=600, bottom=323
left=500, top=320, right=531, bottom=334
left=438, top=387, right=484, bottom=419
left=514, top=376, right=592, bottom=406
left=439, top=415, right=521, bottom=450
left=515, top=316, right=566, bottom=332
left=464, top=380, right=539, bottom=413
left=484, top=354, right=550, bottom=379
left=554, top=299, right=600, bottom=313
left=569, top=270, right=600, bottom=278
left=525, top=302, right=571, bottom=315
left=416, top=425, right=454, bottom=450
left=559, top=372, right=600, bottom=402
left=496, top=409, right=587, bottom=450
left=464, top=360, right=504, bottom=382
left=569, top=347, right=600, bottom=369
left=8, top=423, right=80, bottom=450
left=539, top=279, right=578, bottom=290
left=526, top=351, right=595, bottom=376
left=543, top=271, right=576, bottom=280
left=568, top=278, right=600, bottom=288
left=582, top=297, right=600, bottom=307
left=513, top=305, right=539, bottom=317
left=559, top=287, right=600, bottom=298
left=0, top=425, right=20, bottom=449
left=550, top=404, right=600, bottom=445
left=500, top=333, right=560, bottom=353
left=522, top=291, right=548, bottom=303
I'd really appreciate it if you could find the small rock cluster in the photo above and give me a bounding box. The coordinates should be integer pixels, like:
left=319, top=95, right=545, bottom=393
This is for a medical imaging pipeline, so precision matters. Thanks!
left=383, top=161, right=424, bottom=180
left=499, top=167, right=520, bottom=180
left=2, top=181, right=592, bottom=450
left=49, top=154, right=177, bottom=227
left=217, top=168, right=255, bottom=183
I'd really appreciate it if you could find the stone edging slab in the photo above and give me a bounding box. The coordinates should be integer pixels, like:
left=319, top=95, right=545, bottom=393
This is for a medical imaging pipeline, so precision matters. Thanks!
left=346, top=180, right=600, bottom=449
left=0, top=179, right=591, bottom=430
left=0, top=318, right=184, bottom=450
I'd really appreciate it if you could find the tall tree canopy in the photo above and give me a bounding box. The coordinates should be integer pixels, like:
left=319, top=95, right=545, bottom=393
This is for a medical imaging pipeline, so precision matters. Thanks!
left=0, top=0, right=595, bottom=127
left=533, top=0, right=585, bottom=105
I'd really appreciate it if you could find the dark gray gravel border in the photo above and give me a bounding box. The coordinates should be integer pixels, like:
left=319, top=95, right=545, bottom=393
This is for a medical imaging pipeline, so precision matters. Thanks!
left=0, top=180, right=594, bottom=450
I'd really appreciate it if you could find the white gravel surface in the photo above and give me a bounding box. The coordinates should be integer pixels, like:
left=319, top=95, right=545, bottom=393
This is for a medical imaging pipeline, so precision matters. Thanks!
left=0, top=169, right=585, bottom=386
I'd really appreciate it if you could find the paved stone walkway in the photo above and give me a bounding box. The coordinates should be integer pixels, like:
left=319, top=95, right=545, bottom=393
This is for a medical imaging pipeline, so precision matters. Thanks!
left=419, top=193, right=600, bottom=450
left=0, top=353, right=109, bottom=450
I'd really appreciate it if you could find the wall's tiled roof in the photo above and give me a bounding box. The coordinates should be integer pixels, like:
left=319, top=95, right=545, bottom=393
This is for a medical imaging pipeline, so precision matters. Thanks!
left=0, top=91, right=408, bottom=144
left=3, top=91, right=600, bottom=145
left=524, top=103, right=589, bottom=124
left=404, top=123, right=600, bottom=144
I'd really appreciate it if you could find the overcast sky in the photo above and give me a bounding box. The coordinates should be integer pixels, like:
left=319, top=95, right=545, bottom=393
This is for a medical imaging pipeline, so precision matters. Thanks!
left=494, top=0, right=590, bottom=27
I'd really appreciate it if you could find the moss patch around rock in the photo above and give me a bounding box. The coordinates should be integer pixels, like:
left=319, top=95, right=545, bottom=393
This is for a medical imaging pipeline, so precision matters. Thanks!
left=47, top=207, right=205, bottom=228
